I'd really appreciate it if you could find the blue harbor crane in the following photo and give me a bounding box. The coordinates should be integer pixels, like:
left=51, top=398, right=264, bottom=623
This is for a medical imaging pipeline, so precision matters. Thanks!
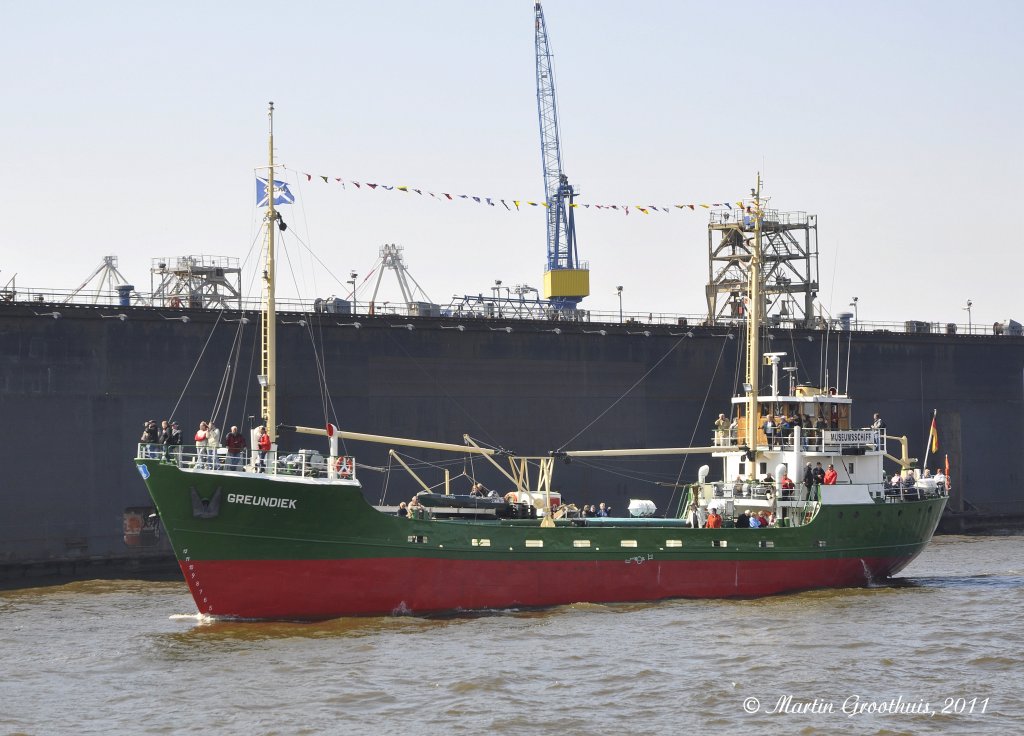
left=535, top=2, right=589, bottom=313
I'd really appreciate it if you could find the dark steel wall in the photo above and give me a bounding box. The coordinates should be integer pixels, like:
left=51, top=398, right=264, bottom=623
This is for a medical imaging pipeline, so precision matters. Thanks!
left=2, top=303, right=1021, bottom=563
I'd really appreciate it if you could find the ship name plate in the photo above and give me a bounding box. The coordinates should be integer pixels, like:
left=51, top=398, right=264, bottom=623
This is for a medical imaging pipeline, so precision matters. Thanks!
left=226, top=493, right=297, bottom=510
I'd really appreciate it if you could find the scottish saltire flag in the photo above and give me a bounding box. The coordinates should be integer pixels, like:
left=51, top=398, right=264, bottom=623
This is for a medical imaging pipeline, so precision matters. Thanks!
left=255, top=177, right=295, bottom=206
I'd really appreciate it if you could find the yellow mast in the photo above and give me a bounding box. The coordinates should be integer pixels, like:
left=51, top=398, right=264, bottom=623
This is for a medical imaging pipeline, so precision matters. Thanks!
left=744, top=174, right=763, bottom=479
left=261, top=102, right=278, bottom=442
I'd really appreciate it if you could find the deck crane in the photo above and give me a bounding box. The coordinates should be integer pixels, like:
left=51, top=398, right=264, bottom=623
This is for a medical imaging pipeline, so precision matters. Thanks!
left=535, top=2, right=589, bottom=313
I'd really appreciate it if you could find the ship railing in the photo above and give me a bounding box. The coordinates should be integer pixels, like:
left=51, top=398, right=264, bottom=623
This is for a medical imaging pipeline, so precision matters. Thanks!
left=757, top=429, right=882, bottom=454
left=137, top=443, right=356, bottom=481
left=711, top=482, right=777, bottom=502
left=6, top=285, right=1007, bottom=336
left=881, top=479, right=949, bottom=502
left=713, top=481, right=824, bottom=505
left=706, top=481, right=819, bottom=527
left=137, top=443, right=243, bottom=472
left=711, top=428, right=739, bottom=446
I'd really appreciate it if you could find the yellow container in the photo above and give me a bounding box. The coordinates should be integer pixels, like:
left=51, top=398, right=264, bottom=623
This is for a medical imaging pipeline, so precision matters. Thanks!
left=543, top=268, right=590, bottom=299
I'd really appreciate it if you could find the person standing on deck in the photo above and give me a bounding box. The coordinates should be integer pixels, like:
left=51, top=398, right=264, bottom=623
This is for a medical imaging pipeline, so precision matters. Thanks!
left=815, top=414, right=827, bottom=444
left=167, top=420, right=183, bottom=463
left=764, top=415, right=776, bottom=449
left=780, top=472, right=796, bottom=498
left=194, top=421, right=209, bottom=468
left=685, top=503, right=703, bottom=528
left=714, top=413, right=729, bottom=446
left=779, top=414, right=793, bottom=448
left=824, top=464, right=838, bottom=485
left=256, top=426, right=271, bottom=472
left=225, top=426, right=246, bottom=471
left=206, top=422, right=221, bottom=470
left=813, top=462, right=826, bottom=485
left=803, top=462, right=815, bottom=499
left=157, top=420, right=172, bottom=461
left=140, top=420, right=159, bottom=457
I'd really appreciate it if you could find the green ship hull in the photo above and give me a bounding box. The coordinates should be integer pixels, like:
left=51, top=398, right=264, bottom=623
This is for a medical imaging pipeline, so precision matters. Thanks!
left=136, top=458, right=946, bottom=619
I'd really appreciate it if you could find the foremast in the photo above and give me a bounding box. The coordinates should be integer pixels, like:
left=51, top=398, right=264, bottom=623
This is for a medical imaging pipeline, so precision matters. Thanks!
left=261, top=102, right=278, bottom=442
left=744, top=175, right=764, bottom=479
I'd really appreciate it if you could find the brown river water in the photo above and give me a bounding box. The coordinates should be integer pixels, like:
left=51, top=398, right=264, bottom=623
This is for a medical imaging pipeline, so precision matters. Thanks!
left=1, top=534, right=1021, bottom=735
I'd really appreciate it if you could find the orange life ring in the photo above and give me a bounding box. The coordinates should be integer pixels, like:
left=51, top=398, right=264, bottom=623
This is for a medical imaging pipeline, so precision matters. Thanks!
left=334, top=456, right=354, bottom=477
left=504, top=492, right=518, bottom=503
left=828, top=387, right=837, bottom=396
left=169, top=296, right=182, bottom=308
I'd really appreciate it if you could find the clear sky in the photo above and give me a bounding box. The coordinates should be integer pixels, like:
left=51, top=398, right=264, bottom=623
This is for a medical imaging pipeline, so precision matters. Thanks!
left=4, top=1, right=1022, bottom=326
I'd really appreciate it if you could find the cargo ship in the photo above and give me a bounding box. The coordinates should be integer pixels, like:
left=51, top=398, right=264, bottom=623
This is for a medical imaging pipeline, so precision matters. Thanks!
left=2, top=241, right=1021, bottom=587
left=127, top=137, right=946, bottom=618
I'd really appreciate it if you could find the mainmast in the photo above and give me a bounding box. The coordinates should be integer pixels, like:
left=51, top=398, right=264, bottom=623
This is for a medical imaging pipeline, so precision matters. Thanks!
left=744, top=174, right=764, bottom=477
left=261, top=102, right=278, bottom=442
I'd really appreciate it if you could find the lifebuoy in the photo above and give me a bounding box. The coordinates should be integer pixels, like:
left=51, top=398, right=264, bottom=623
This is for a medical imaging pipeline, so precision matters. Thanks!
left=504, top=492, right=518, bottom=504
left=828, top=387, right=837, bottom=396
left=334, top=456, right=354, bottom=477
left=169, top=296, right=182, bottom=308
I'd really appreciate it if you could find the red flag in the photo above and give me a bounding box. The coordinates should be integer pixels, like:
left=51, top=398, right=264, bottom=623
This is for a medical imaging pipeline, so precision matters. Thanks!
left=945, top=454, right=950, bottom=487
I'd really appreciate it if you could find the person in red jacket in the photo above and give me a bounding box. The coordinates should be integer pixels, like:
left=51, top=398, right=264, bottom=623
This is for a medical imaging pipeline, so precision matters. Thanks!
left=780, top=472, right=796, bottom=498
left=823, top=463, right=838, bottom=485
left=705, top=507, right=723, bottom=528
left=256, top=425, right=272, bottom=473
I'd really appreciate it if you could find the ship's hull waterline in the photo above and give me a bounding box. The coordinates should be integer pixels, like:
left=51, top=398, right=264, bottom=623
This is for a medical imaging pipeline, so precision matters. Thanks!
left=139, top=460, right=945, bottom=619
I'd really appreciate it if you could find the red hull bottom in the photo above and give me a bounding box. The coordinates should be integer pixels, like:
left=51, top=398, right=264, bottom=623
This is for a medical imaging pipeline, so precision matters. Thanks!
left=181, top=555, right=916, bottom=619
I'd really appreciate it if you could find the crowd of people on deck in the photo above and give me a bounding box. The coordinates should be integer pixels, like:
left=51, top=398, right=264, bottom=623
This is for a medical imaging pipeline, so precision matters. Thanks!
left=580, top=503, right=611, bottom=517
left=139, top=418, right=277, bottom=473
left=885, top=467, right=948, bottom=492
left=709, top=404, right=904, bottom=450
left=686, top=503, right=777, bottom=529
